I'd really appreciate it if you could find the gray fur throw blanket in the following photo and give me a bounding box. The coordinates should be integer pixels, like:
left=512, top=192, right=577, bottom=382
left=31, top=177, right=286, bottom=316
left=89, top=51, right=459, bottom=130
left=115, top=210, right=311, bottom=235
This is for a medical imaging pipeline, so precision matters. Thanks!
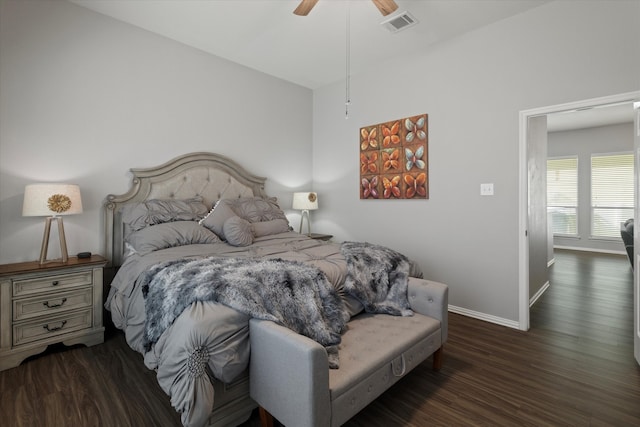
left=140, top=257, right=347, bottom=368
left=340, top=241, right=413, bottom=317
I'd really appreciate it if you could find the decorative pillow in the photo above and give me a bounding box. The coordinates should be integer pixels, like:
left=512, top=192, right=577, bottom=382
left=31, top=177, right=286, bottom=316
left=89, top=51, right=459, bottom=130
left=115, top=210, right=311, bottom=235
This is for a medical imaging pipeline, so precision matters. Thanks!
left=224, top=197, right=287, bottom=223
left=251, top=218, right=290, bottom=237
left=223, top=216, right=254, bottom=247
left=200, top=197, right=289, bottom=240
left=123, top=197, right=209, bottom=232
left=331, top=281, right=363, bottom=319
left=199, top=199, right=238, bottom=239
left=343, top=295, right=365, bottom=319
left=127, top=221, right=220, bottom=255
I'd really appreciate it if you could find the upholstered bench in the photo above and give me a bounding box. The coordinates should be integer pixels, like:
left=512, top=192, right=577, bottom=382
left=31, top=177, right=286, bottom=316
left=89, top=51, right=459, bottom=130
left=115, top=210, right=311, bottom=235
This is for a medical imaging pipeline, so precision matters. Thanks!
left=249, top=277, right=448, bottom=427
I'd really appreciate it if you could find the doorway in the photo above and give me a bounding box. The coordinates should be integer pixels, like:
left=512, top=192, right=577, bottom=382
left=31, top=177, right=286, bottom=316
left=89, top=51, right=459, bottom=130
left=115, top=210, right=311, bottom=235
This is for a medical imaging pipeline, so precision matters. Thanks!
left=519, top=91, right=640, bottom=331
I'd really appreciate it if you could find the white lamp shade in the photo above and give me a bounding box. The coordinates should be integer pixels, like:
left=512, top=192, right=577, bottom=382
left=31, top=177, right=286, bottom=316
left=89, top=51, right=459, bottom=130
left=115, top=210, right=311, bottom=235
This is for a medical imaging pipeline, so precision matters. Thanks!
left=292, top=192, right=318, bottom=210
left=22, top=184, right=83, bottom=217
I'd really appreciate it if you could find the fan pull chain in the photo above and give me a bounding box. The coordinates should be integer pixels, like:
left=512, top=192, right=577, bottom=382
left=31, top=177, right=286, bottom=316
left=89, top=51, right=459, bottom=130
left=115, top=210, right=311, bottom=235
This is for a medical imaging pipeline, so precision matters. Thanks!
left=345, top=1, right=351, bottom=119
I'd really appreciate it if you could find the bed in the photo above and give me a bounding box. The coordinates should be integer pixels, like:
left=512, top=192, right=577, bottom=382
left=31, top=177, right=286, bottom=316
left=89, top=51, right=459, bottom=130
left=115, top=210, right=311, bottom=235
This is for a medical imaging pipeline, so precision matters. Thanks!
left=103, top=152, right=446, bottom=427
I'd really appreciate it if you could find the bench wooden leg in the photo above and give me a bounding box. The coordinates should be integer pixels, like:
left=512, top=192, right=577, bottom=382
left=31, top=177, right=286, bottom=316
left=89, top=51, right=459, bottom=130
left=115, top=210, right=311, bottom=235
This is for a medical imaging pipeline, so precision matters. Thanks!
left=432, top=346, right=444, bottom=370
left=259, top=406, right=274, bottom=427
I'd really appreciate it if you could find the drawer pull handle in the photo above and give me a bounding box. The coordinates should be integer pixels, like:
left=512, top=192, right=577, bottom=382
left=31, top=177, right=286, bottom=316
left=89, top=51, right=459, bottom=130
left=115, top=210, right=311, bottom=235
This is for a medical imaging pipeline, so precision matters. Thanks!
left=43, top=298, right=67, bottom=309
left=51, top=281, right=60, bottom=286
left=391, top=354, right=406, bottom=377
left=43, top=321, right=67, bottom=332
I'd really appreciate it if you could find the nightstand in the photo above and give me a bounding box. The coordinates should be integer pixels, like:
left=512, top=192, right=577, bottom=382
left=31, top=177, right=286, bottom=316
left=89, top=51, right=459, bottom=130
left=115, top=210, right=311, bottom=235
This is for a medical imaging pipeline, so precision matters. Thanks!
left=0, top=255, right=107, bottom=371
left=308, top=233, right=333, bottom=241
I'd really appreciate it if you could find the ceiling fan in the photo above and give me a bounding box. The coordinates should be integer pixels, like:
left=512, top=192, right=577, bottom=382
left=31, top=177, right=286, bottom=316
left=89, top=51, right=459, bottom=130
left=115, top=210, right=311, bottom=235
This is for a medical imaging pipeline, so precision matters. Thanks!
left=293, top=0, right=399, bottom=16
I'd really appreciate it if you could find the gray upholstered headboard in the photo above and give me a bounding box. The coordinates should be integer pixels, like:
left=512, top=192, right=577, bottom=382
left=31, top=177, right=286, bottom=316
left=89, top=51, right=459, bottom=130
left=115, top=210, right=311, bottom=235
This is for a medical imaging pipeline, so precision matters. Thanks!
left=104, top=152, right=269, bottom=267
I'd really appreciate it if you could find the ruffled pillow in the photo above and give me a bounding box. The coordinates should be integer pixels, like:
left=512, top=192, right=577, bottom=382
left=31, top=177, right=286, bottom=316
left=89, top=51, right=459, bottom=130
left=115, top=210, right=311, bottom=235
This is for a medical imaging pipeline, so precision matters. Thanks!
left=127, top=221, right=220, bottom=255
left=223, top=216, right=254, bottom=247
left=123, top=197, right=209, bottom=232
left=226, top=197, right=288, bottom=223
left=200, top=197, right=289, bottom=241
left=222, top=217, right=291, bottom=247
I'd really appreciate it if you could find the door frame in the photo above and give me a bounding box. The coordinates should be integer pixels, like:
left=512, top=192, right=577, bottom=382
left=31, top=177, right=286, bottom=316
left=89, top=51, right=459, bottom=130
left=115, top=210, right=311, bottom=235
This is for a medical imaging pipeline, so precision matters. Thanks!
left=518, top=91, right=640, bottom=331
left=634, top=100, right=640, bottom=365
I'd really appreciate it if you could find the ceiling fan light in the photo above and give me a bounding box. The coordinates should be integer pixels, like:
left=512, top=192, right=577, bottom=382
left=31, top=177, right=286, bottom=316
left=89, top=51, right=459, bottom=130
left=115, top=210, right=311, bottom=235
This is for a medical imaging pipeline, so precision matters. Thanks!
left=371, top=0, right=399, bottom=16
left=294, top=0, right=398, bottom=17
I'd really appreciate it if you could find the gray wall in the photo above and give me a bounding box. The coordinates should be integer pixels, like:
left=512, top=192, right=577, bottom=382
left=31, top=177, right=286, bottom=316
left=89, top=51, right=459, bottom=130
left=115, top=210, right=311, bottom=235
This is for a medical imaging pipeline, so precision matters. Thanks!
left=1, top=0, right=639, bottom=326
left=312, top=0, right=640, bottom=325
left=548, top=122, right=635, bottom=253
left=0, top=0, right=313, bottom=263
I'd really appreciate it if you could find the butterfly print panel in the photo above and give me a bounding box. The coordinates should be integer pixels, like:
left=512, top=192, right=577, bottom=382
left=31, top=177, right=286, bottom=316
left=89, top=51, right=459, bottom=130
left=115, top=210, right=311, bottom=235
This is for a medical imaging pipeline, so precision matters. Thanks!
left=360, top=114, right=428, bottom=199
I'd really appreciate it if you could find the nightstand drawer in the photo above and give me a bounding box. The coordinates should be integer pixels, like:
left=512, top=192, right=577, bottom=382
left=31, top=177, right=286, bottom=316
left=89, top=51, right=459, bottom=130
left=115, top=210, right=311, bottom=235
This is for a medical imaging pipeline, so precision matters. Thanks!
left=13, top=309, right=93, bottom=347
left=0, top=255, right=106, bottom=371
left=13, top=287, right=93, bottom=321
left=12, top=271, right=93, bottom=297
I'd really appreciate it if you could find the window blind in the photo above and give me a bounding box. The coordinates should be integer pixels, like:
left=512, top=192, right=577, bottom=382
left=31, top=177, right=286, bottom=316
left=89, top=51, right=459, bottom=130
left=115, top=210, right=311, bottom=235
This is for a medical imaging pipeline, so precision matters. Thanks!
left=547, top=157, right=578, bottom=236
left=591, top=153, right=634, bottom=238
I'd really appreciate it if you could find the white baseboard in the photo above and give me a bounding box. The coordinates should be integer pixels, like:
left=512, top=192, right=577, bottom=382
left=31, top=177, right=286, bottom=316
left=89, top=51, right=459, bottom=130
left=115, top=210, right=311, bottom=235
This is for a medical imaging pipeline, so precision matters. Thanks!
left=529, top=281, right=550, bottom=307
left=448, top=305, right=520, bottom=330
left=553, top=245, right=626, bottom=256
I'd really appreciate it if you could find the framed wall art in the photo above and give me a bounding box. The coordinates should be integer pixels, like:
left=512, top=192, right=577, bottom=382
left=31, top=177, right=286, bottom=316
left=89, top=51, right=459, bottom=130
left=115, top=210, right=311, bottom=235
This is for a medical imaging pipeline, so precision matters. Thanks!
left=360, top=113, right=428, bottom=200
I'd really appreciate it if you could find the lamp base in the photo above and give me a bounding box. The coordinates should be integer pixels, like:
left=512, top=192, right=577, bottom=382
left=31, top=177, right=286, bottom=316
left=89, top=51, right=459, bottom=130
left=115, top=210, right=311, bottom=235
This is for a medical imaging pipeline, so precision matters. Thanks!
left=298, top=209, right=312, bottom=235
left=39, top=216, right=69, bottom=265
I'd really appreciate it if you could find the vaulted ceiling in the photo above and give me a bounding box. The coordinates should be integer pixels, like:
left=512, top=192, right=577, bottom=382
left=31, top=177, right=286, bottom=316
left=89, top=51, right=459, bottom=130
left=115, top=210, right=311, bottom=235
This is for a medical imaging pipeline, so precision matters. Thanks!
left=69, top=0, right=634, bottom=130
left=70, top=0, right=550, bottom=89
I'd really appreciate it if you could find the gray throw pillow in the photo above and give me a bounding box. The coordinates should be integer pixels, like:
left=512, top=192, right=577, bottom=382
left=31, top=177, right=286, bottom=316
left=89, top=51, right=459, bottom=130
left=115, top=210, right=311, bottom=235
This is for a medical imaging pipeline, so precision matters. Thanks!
left=200, top=197, right=290, bottom=241
left=199, top=199, right=238, bottom=239
left=223, top=216, right=254, bottom=247
left=127, top=221, right=220, bottom=255
left=251, top=219, right=290, bottom=237
left=123, top=197, right=209, bottom=232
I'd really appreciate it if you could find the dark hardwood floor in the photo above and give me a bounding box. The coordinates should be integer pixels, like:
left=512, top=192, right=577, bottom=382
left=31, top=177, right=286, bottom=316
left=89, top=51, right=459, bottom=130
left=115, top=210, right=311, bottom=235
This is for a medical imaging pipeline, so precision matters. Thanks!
left=344, top=250, right=639, bottom=427
left=2, top=249, right=639, bottom=426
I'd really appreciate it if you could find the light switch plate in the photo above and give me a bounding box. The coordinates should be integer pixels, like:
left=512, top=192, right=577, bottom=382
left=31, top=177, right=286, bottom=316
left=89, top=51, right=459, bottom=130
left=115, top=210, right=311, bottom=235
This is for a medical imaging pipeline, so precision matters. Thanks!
left=480, top=183, right=494, bottom=196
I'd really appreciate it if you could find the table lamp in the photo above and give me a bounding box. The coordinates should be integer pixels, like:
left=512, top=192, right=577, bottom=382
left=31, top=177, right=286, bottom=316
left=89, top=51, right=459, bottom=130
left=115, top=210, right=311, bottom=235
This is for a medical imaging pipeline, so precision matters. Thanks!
left=292, top=192, right=318, bottom=235
left=22, top=183, right=83, bottom=264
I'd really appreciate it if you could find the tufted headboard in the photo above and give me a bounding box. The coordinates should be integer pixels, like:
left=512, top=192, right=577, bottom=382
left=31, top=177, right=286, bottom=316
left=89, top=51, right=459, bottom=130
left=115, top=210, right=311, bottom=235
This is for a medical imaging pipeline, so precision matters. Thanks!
left=104, top=152, right=269, bottom=267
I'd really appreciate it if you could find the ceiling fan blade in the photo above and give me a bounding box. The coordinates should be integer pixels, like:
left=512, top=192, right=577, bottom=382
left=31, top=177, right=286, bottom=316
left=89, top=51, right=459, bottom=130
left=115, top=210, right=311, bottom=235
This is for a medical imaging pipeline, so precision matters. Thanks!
left=293, top=0, right=320, bottom=16
left=371, top=0, right=399, bottom=16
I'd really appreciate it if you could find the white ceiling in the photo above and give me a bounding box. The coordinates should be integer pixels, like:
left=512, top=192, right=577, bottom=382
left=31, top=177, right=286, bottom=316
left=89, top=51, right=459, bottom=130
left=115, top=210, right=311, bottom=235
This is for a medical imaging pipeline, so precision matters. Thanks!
left=547, top=103, right=635, bottom=132
left=69, top=0, right=634, bottom=131
left=70, top=0, right=551, bottom=89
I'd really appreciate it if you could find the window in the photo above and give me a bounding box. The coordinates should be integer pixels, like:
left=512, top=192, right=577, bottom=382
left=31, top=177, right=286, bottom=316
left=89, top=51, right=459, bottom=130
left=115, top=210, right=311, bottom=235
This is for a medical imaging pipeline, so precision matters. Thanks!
left=547, top=157, right=578, bottom=236
left=591, top=153, right=634, bottom=239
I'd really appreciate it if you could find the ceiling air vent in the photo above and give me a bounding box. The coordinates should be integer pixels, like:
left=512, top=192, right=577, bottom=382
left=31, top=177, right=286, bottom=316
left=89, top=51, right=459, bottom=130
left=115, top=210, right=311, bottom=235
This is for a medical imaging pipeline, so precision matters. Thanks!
left=381, top=11, right=418, bottom=33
